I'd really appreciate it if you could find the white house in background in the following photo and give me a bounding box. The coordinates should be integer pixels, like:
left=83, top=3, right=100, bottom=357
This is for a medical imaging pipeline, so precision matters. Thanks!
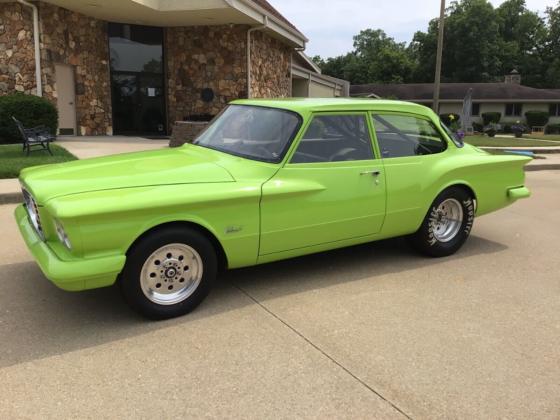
left=292, top=51, right=350, bottom=98
left=350, top=71, right=560, bottom=127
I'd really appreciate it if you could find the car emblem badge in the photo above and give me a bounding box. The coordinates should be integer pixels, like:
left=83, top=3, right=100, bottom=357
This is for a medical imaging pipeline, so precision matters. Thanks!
left=225, top=225, right=243, bottom=234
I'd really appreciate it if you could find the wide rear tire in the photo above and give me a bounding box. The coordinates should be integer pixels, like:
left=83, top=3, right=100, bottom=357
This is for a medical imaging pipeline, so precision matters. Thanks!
left=409, top=187, right=475, bottom=257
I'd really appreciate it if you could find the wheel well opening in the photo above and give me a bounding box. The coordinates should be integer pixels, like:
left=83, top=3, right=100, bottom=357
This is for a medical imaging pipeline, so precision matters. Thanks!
left=449, top=184, right=477, bottom=210
left=127, top=221, right=229, bottom=271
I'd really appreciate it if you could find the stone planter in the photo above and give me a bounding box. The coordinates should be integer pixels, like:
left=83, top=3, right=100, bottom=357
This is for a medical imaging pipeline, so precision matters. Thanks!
left=169, top=121, right=209, bottom=147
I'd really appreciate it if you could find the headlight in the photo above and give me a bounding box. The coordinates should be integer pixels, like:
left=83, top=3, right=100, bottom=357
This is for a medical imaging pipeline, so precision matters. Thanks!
left=54, top=220, right=72, bottom=250
left=22, top=188, right=44, bottom=240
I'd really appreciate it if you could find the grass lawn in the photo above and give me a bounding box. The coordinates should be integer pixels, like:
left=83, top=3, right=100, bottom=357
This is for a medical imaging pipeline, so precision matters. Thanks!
left=0, top=144, right=77, bottom=179
left=464, top=135, right=560, bottom=148
left=526, top=134, right=560, bottom=141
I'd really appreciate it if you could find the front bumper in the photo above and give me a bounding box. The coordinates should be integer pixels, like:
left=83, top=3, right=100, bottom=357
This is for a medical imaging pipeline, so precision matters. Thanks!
left=15, top=204, right=125, bottom=291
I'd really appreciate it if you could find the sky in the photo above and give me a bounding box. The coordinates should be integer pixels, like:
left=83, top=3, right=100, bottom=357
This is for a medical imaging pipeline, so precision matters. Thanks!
left=271, top=0, right=555, bottom=58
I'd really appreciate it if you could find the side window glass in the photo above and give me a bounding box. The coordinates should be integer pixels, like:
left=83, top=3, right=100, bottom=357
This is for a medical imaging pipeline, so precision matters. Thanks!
left=372, top=114, right=447, bottom=158
left=291, top=115, right=374, bottom=163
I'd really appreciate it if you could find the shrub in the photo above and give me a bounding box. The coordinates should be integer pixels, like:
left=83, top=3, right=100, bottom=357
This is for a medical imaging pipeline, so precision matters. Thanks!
left=501, top=124, right=512, bottom=134
left=482, top=112, right=501, bottom=125
left=439, top=113, right=461, bottom=126
left=0, top=94, right=58, bottom=144
left=472, top=122, right=484, bottom=132
left=545, top=123, right=560, bottom=134
left=524, top=111, right=549, bottom=128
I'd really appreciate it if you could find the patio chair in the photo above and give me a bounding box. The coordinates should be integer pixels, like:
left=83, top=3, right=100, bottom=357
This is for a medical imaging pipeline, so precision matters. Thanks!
left=12, top=116, right=54, bottom=156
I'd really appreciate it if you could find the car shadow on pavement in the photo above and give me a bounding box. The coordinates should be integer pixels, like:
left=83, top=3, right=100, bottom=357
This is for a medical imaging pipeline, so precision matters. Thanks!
left=0, top=235, right=506, bottom=368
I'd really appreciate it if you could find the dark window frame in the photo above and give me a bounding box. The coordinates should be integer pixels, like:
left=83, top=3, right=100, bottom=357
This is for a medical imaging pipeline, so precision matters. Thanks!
left=550, top=103, right=560, bottom=117
left=471, top=103, right=480, bottom=116
left=505, top=103, right=523, bottom=117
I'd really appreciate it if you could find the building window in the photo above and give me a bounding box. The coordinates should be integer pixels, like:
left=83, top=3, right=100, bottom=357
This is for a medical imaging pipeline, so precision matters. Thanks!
left=550, top=104, right=560, bottom=117
left=505, top=103, right=522, bottom=116
left=471, top=103, right=480, bottom=116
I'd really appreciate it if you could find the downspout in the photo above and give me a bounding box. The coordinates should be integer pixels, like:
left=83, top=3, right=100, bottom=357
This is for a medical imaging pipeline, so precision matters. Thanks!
left=18, top=0, right=42, bottom=96
left=246, top=16, right=268, bottom=99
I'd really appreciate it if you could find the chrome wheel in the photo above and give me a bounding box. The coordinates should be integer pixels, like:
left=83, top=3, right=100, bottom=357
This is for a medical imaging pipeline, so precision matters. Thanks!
left=430, top=198, right=464, bottom=243
left=140, top=243, right=203, bottom=305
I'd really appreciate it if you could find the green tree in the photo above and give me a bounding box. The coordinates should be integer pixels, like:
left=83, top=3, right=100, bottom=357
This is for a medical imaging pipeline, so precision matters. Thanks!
left=544, top=2, right=560, bottom=87
left=496, top=0, right=547, bottom=87
left=316, top=29, right=414, bottom=84
left=411, top=0, right=502, bottom=82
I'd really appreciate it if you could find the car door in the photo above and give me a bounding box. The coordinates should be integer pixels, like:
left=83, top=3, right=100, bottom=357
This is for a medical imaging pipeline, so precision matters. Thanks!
left=259, top=112, right=386, bottom=255
left=370, top=112, right=449, bottom=236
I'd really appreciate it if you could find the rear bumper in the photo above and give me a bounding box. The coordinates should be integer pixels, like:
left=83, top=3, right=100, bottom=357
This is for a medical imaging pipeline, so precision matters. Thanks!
left=507, top=186, right=531, bottom=201
left=15, top=204, right=125, bottom=291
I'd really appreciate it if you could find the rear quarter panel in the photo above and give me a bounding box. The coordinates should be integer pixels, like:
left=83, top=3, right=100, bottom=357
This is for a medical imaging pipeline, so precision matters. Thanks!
left=380, top=145, right=530, bottom=237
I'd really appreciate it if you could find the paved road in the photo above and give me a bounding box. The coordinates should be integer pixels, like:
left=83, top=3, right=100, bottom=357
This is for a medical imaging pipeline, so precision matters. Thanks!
left=1, top=171, right=559, bottom=419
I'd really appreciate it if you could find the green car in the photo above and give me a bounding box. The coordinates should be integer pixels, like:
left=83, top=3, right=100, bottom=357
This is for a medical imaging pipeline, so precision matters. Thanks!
left=16, top=99, right=531, bottom=319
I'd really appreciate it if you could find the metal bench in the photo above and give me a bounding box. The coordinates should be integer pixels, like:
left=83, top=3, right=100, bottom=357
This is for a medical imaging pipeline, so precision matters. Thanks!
left=12, top=116, right=55, bottom=156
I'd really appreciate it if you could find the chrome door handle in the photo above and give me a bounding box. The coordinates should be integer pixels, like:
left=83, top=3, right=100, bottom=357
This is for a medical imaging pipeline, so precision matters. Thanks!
left=360, top=170, right=381, bottom=176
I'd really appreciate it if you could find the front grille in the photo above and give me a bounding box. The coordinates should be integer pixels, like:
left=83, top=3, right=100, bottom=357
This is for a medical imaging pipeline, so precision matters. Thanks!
left=22, top=189, right=44, bottom=240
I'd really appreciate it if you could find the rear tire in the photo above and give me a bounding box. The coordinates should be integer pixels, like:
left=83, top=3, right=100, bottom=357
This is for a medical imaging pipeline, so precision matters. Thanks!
left=120, top=226, right=217, bottom=319
left=409, top=187, right=475, bottom=257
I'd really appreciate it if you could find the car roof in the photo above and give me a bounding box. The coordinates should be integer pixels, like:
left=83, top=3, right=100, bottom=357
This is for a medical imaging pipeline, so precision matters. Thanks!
left=231, top=98, right=436, bottom=118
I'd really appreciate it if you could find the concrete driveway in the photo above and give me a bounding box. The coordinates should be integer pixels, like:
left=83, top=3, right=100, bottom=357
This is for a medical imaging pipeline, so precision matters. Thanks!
left=0, top=171, right=559, bottom=419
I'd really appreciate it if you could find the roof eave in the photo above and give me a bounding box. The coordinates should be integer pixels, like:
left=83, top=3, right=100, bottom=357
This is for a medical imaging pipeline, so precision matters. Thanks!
left=225, top=0, right=308, bottom=47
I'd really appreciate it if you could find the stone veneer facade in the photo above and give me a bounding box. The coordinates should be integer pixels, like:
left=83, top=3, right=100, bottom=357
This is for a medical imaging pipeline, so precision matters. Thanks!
left=1, top=1, right=293, bottom=137
left=166, top=25, right=250, bottom=124
left=0, top=2, right=112, bottom=135
left=39, top=3, right=112, bottom=135
left=0, top=3, right=37, bottom=95
left=250, top=31, right=292, bottom=98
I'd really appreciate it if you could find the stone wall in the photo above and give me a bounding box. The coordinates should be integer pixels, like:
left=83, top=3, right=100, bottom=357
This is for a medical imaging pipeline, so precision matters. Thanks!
left=169, top=121, right=208, bottom=147
left=166, top=25, right=249, bottom=129
left=39, top=2, right=112, bottom=135
left=0, top=2, right=111, bottom=135
left=0, top=3, right=36, bottom=95
left=250, top=31, right=291, bottom=98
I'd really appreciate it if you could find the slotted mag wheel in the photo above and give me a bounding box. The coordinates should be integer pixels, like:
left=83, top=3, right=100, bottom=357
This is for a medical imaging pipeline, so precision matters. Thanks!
left=429, top=198, right=464, bottom=243
left=140, top=243, right=203, bottom=305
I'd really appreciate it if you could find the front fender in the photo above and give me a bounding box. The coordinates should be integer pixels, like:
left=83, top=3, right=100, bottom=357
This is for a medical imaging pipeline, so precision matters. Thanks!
left=46, top=182, right=262, bottom=269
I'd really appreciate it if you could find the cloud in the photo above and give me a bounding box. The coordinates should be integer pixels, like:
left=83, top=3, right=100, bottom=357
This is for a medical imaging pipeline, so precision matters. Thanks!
left=272, top=0, right=554, bottom=58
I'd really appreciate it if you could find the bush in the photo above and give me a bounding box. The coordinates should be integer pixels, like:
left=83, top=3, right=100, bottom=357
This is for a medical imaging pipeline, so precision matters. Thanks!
left=439, top=113, right=461, bottom=126
left=524, top=111, right=549, bottom=128
left=482, top=112, right=501, bottom=125
left=472, top=122, right=484, bottom=132
left=501, top=124, right=512, bottom=134
left=546, top=123, right=560, bottom=134
left=0, top=94, right=58, bottom=144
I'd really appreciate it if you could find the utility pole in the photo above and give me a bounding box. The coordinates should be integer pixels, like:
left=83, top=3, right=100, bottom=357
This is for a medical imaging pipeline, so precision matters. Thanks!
left=433, top=0, right=446, bottom=114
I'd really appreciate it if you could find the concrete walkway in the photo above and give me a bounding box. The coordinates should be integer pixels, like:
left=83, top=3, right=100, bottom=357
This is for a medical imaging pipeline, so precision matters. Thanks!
left=56, top=136, right=168, bottom=159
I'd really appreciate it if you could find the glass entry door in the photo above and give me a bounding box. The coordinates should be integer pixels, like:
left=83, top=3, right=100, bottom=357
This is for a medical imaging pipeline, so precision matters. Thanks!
left=109, top=23, right=166, bottom=136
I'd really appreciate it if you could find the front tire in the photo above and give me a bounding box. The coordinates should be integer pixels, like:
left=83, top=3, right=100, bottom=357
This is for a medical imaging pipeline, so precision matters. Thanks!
left=410, top=187, right=475, bottom=257
left=120, top=226, right=217, bottom=319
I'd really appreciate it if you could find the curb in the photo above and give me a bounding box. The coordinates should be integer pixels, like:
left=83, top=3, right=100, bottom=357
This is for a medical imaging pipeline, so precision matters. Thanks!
left=0, top=192, right=22, bottom=205
left=480, top=147, right=560, bottom=154
left=525, top=164, right=560, bottom=172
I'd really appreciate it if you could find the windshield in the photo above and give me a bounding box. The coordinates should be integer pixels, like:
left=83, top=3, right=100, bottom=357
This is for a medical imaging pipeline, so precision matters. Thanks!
left=193, top=105, right=302, bottom=163
left=440, top=122, right=464, bottom=147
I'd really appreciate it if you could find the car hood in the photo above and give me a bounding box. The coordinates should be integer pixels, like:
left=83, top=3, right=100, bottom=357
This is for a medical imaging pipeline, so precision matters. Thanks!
left=20, top=147, right=235, bottom=203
